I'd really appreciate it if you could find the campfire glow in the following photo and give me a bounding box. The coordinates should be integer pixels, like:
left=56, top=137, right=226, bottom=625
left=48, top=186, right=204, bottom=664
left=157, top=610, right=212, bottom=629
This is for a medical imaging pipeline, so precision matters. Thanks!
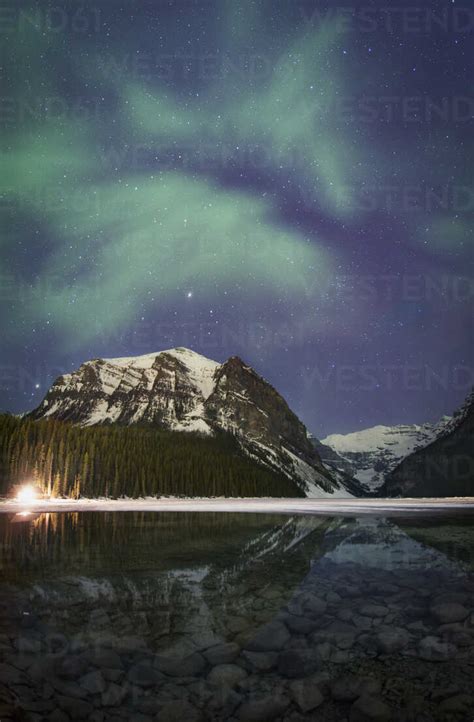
left=15, top=484, right=38, bottom=505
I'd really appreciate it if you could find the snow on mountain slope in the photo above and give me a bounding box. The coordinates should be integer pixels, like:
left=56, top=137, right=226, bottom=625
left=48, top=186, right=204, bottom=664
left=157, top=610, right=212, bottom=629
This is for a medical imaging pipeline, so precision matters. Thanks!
left=29, top=348, right=359, bottom=498
left=382, top=390, right=474, bottom=497
left=321, top=418, right=451, bottom=492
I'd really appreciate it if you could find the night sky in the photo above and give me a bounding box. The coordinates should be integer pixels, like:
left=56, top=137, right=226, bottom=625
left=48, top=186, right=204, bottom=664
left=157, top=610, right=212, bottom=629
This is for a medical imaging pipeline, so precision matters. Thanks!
left=1, top=0, right=473, bottom=437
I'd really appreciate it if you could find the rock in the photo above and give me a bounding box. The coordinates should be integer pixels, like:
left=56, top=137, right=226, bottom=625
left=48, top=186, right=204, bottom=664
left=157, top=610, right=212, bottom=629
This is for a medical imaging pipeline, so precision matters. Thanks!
left=88, top=648, right=123, bottom=669
left=289, top=676, right=324, bottom=712
left=55, top=654, right=89, bottom=679
left=203, top=642, right=240, bottom=665
left=278, top=649, right=320, bottom=678
left=0, top=662, right=24, bottom=685
left=376, top=627, right=410, bottom=654
left=439, top=694, right=473, bottom=714
left=331, top=675, right=381, bottom=702
left=418, top=636, right=456, bottom=662
left=51, top=678, right=89, bottom=699
left=113, top=636, right=147, bottom=654
left=101, top=682, right=128, bottom=706
left=156, top=652, right=206, bottom=677
left=158, top=699, right=201, bottom=721
left=207, top=688, right=243, bottom=718
left=57, top=695, right=93, bottom=719
left=350, top=695, right=391, bottom=721
left=299, top=593, right=327, bottom=617
left=431, top=602, right=469, bottom=624
left=127, top=662, right=161, bottom=688
left=14, top=635, right=41, bottom=654
left=237, top=695, right=290, bottom=720
left=315, top=642, right=331, bottom=661
left=241, top=650, right=278, bottom=671
left=245, top=621, right=290, bottom=652
left=49, top=710, right=70, bottom=722
left=102, top=667, right=124, bottom=682
left=283, top=614, right=318, bottom=635
left=338, top=609, right=354, bottom=622
left=359, top=604, right=389, bottom=618
left=353, top=615, right=372, bottom=630
left=207, top=664, right=247, bottom=688
left=79, top=670, right=106, bottom=694
left=316, top=620, right=356, bottom=648
left=20, top=699, right=56, bottom=714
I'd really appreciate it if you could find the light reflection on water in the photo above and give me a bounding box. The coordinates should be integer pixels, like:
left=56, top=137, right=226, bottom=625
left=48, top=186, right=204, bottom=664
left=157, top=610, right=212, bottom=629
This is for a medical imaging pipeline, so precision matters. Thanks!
left=0, top=511, right=473, bottom=721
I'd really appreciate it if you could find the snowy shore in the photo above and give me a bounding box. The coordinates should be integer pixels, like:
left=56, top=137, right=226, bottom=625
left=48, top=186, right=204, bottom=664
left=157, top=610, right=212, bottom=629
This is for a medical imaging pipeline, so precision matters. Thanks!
left=1, top=496, right=474, bottom=516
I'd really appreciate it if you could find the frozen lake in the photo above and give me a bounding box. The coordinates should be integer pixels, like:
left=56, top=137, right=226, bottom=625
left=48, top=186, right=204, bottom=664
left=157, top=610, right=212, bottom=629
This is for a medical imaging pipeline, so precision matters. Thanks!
left=1, top=496, right=474, bottom=516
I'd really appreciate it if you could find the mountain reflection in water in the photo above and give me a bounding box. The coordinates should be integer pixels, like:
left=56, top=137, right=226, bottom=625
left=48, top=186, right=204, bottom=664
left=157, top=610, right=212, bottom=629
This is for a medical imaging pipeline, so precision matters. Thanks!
left=0, top=511, right=473, bottom=721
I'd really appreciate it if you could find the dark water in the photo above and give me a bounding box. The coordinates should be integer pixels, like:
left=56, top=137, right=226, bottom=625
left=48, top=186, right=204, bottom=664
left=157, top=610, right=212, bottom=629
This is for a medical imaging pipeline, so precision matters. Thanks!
left=0, top=512, right=473, bottom=721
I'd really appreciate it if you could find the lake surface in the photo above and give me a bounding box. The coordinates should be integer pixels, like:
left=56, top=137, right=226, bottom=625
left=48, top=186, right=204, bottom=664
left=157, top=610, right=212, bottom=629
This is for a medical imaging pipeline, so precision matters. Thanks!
left=0, top=511, right=473, bottom=721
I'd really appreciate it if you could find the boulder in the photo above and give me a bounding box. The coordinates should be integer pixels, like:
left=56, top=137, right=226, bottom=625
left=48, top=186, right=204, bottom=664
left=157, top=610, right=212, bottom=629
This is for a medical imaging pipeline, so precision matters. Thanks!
left=350, top=695, right=391, bottom=721
left=101, top=682, right=128, bottom=706
left=207, top=664, right=247, bottom=688
left=376, top=627, right=410, bottom=654
left=241, top=650, right=278, bottom=671
left=203, top=642, right=240, bottom=665
left=245, top=621, right=290, bottom=652
left=237, top=695, right=290, bottom=721
left=127, top=662, right=161, bottom=688
left=57, top=695, right=93, bottom=719
left=330, top=675, right=381, bottom=702
left=155, top=652, right=206, bottom=677
left=278, top=649, right=320, bottom=678
left=289, top=676, right=324, bottom=712
left=79, top=670, right=106, bottom=694
left=431, top=603, right=469, bottom=625
left=55, top=655, right=89, bottom=679
left=418, top=636, right=456, bottom=662
left=359, top=604, right=389, bottom=618
left=158, top=699, right=202, bottom=721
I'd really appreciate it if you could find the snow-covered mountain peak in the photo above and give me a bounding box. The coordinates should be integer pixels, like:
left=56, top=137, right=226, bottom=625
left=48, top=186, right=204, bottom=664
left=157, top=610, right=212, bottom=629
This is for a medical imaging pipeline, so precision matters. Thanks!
left=321, top=417, right=452, bottom=492
left=30, top=348, right=361, bottom=498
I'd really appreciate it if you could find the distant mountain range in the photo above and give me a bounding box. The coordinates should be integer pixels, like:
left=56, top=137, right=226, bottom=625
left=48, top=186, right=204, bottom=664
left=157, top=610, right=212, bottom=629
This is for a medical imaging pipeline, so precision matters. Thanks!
left=319, top=393, right=473, bottom=497
left=28, top=348, right=363, bottom=498
left=319, top=418, right=452, bottom=491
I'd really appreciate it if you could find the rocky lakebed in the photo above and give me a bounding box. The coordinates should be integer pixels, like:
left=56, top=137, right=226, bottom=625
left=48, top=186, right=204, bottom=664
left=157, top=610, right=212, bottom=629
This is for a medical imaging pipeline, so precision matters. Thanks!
left=0, top=512, right=473, bottom=721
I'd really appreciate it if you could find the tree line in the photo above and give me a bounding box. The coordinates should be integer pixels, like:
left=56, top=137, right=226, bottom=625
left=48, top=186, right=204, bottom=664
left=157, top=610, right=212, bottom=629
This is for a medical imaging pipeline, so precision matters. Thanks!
left=0, top=414, right=303, bottom=498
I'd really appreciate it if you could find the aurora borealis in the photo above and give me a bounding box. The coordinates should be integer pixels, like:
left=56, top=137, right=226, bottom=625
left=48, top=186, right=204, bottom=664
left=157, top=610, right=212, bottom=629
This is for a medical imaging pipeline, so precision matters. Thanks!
left=1, top=0, right=472, bottom=435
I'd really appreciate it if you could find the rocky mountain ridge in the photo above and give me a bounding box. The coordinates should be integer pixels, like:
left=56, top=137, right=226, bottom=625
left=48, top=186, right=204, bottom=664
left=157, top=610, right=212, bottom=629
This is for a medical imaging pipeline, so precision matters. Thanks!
left=29, top=348, right=362, bottom=498
left=320, top=417, right=452, bottom=492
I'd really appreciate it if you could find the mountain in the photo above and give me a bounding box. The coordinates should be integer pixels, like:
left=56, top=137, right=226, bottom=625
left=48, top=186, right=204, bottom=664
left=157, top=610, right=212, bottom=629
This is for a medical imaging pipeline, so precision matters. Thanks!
left=381, top=390, right=474, bottom=497
left=321, top=418, right=451, bottom=492
left=29, top=348, right=362, bottom=498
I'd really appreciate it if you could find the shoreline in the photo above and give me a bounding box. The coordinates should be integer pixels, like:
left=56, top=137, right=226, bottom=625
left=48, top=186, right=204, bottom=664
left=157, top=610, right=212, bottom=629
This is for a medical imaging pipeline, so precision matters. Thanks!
left=1, top=496, right=474, bottom=516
